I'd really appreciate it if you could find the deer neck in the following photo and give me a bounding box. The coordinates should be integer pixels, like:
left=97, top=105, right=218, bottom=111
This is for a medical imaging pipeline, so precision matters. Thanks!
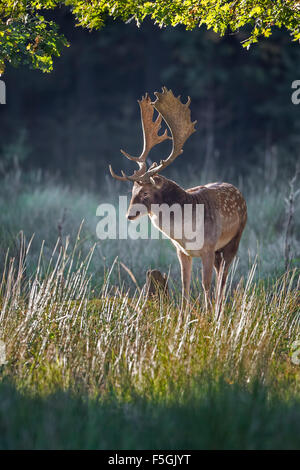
left=160, top=179, right=188, bottom=205
left=148, top=178, right=196, bottom=239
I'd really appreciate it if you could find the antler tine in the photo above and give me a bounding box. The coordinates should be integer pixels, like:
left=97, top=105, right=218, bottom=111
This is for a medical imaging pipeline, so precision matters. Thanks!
left=109, top=92, right=171, bottom=182
left=137, top=93, right=171, bottom=161
left=120, top=149, right=141, bottom=162
left=109, top=164, right=129, bottom=181
left=135, top=88, right=197, bottom=182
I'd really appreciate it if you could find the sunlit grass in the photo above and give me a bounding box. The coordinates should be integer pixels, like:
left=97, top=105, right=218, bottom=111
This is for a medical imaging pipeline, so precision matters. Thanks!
left=0, top=233, right=299, bottom=400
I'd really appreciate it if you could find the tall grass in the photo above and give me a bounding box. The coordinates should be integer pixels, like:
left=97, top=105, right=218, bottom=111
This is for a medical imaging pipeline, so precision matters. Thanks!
left=0, top=232, right=299, bottom=398
left=0, top=232, right=299, bottom=449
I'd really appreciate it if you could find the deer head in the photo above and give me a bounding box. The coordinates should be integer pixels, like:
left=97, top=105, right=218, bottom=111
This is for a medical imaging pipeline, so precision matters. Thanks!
left=109, top=87, right=197, bottom=220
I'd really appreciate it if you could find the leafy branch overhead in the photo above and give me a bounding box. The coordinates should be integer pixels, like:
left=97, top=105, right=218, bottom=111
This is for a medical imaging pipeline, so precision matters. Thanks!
left=1, top=1, right=300, bottom=73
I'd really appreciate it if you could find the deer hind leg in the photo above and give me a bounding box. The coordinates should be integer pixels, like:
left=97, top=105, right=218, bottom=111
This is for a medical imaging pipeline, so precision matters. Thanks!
left=201, top=251, right=215, bottom=311
left=176, top=248, right=193, bottom=315
left=214, top=230, right=243, bottom=300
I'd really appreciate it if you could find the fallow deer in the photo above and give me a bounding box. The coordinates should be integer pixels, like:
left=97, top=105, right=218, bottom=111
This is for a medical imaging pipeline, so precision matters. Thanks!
left=109, top=87, right=247, bottom=312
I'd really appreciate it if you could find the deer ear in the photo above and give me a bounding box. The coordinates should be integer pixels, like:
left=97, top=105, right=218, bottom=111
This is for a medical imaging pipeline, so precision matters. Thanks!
left=150, top=175, right=164, bottom=189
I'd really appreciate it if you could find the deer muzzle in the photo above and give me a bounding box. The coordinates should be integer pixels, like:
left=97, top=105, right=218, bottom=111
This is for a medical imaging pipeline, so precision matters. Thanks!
left=126, top=203, right=148, bottom=220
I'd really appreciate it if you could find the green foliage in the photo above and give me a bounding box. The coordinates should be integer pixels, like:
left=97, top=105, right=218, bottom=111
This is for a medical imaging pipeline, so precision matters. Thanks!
left=0, top=1, right=300, bottom=73
left=0, top=0, right=68, bottom=73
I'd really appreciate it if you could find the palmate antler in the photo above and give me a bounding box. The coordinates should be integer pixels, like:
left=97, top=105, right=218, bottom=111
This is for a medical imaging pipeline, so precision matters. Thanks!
left=109, top=92, right=171, bottom=182
left=109, top=87, right=197, bottom=184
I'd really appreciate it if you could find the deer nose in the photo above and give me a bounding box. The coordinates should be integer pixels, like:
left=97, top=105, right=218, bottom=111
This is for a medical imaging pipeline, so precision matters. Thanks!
left=127, top=211, right=140, bottom=220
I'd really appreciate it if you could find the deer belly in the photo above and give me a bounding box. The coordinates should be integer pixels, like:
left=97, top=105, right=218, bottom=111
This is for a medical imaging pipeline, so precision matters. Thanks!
left=215, top=216, right=240, bottom=251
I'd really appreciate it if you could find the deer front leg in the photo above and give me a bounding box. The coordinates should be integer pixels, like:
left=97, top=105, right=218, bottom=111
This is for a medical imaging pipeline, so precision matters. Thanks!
left=201, top=251, right=215, bottom=311
left=176, top=248, right=193, bottom=315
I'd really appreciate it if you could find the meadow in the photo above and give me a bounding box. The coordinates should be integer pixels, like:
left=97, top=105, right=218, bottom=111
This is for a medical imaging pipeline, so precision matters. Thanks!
left=0, top=164, right=299, bottom=449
